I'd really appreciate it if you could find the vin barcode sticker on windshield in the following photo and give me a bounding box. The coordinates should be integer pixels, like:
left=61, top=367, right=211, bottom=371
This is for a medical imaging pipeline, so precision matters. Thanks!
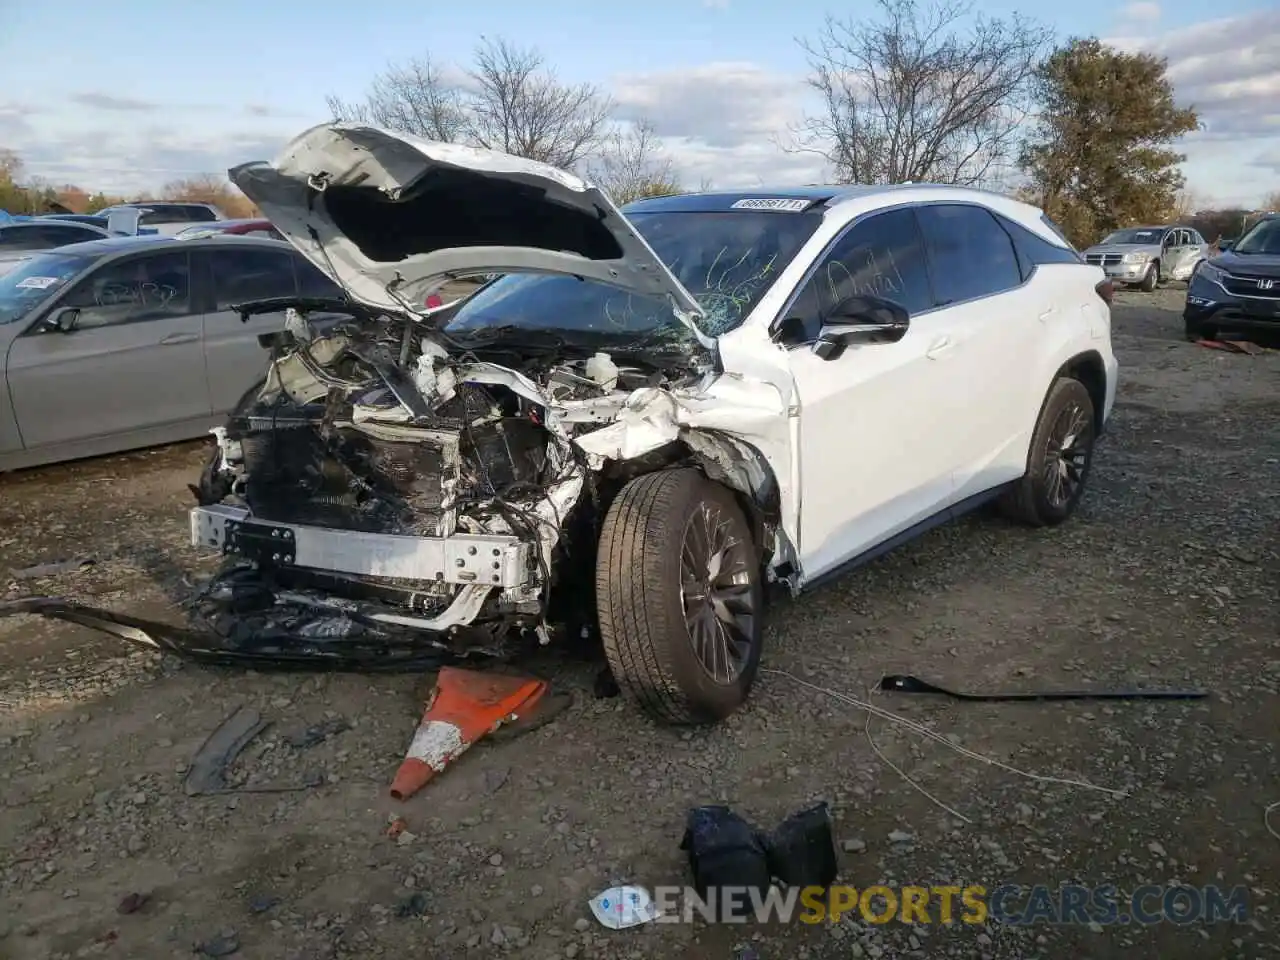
left=730, top=198, right=813, bottom=212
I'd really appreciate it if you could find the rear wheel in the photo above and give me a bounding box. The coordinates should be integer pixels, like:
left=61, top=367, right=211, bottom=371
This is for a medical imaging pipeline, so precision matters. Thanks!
left=596, top=468, right=763, bottom=725
left=1000, top=378, right=1096, bottom=527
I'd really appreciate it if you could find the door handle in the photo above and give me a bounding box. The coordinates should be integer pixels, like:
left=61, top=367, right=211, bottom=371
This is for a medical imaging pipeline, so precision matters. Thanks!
left=925, top=335, right=953, bottom=359
left=1038, top=307, right=1057, bottom=321
left=159, top=332, right=199, bottom=345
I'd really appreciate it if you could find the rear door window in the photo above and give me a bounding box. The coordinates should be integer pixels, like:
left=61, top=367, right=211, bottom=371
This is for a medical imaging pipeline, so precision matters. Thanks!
left=294, top=255, right=344, bottom=299
left=917, top=204, right=1023, bottom=305
left=209, top=248, right=298, bottom=308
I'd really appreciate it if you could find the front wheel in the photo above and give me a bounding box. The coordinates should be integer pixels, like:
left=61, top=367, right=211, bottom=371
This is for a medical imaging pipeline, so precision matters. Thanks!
left=1185, top=318, right=1215, bottom=342
left=596, top=468, right=764, bottom=725
left=1000, top=377, right=1096, bottom=527
left=1140, top=262, right=1159, bottom=292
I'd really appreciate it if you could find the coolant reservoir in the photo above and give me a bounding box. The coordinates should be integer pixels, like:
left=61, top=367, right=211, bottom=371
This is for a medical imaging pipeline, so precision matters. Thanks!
left=585, top=352, right=619, bottom=390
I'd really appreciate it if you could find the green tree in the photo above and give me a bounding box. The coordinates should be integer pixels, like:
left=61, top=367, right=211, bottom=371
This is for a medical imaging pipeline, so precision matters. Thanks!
left=1019, top=38, right=1199, bottom=247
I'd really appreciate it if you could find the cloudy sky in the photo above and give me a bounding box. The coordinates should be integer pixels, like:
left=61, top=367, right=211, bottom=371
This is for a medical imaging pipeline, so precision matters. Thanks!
left=0, top=0, right=1276, bottom=207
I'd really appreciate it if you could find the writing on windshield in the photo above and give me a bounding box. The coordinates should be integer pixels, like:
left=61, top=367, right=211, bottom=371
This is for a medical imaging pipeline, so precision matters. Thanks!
left=445, top=209, right=822, bottom=340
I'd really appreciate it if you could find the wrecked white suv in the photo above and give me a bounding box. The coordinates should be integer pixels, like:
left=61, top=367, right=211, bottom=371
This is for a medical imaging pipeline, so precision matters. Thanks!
left=15, top=124, right=1119, bottom=724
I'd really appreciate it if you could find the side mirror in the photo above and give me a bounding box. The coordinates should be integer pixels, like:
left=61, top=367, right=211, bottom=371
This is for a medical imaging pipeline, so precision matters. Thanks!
left=812, top=295, right=910, bottom=361
left=1217, top=239, right=1233, bottom=251
left=42, top=307, right=80, bottom=333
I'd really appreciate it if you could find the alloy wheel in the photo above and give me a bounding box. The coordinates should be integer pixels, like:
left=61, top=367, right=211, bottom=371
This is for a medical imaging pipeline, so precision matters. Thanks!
left=1042, top=401, right=1093, bottom=508
left=679, top=502, right=757, bottom=685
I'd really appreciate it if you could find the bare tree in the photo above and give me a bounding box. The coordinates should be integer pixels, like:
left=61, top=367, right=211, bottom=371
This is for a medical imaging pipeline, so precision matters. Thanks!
left=465, top=37, right=612, bottom=168
left=326, top=56, right=467, bottom=143
left=1171, top=187, right=1205, bottom=221
left=326, top=39, right=611, bottom=170
left=588, top=119, right=681, bottom=204
left=787, top=0, right=1051, bottom=186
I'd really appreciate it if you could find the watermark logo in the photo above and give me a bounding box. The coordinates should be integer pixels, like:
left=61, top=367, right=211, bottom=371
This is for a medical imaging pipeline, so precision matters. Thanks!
left=645, top=884, right=1250, bottom=926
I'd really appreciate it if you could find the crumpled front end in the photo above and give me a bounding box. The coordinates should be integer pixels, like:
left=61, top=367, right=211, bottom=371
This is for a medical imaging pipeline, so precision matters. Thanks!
left=187, top=307, right=602, bottom=655
left=179, top=299, right=793, bottom=664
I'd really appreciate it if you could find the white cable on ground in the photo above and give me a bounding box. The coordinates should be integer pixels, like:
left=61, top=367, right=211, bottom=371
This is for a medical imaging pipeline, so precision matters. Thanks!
left=1265, top=801, right=1280, bottom=841
left=762, top=668, right=1129, bottom=814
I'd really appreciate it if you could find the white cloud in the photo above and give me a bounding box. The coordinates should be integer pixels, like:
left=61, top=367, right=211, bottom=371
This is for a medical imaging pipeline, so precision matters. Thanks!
left=1119, top=2, right=1162, bottom=24
left=1103, top=11, right=1280, bottom=205
left=7, top=110, right=295, bottom=194
left=10, top=12, right=1279, bottom=204
left=610, top=62, right=827, bottom=186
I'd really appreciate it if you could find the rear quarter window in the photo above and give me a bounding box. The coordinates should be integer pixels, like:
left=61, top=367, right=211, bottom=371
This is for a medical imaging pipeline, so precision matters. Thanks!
left=1039, top=213, right=1077, bottom=250
left=999, top=215, right=1083, bottom=280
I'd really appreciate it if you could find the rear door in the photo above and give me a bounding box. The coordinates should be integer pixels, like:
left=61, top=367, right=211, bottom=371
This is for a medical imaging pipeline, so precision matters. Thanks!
left=6, top=248, right=210, bottom=448
left=915, top=203, right=1045, bottom=494
left=198, top=245, right=299, bottom=412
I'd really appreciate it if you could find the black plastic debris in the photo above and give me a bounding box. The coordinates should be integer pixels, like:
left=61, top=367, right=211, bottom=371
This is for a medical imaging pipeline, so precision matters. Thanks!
left=185, top=707, right=268, bottom=796
left=679, top=806, right=771, bottom=920
left=284, top=718, right=350, bottom=749
left=10, top=557, right=95, bottom=580
left=395, top=893, right=428, bottom=918
left=766, top=802, right=839, bottom=890
left=593, top=666, right=620, bottom=699
left=880, top=674, right=1210, bottom=702
left=246, top=893, right=279, bottom=914
left=117, top=892, right=150, bottom=915
left=193, top=932, right=239, bottom=957
left=681, top=802, right=842, bottom=915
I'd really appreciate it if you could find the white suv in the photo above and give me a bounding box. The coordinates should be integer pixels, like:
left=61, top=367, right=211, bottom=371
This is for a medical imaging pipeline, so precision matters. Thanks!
left=173, top=126, right=1116, bottom=723
left=94, top=202, right=225, bottom=236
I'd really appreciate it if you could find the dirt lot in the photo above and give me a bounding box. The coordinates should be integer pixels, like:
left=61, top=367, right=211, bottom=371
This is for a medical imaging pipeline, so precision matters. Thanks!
left=1, top=287, right=1277, bottom=960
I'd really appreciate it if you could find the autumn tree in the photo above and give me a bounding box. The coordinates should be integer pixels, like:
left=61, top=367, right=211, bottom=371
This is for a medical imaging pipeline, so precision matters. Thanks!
left=1018, top=38, right=1199, bottom=248
left=787, top=0, right=1050, bottom=186
left=161, top=174, right=260, bottom=218
left=327, top=37, right=612, bottom=170
left=1262, top=190, right=1280, bottom=214
left=588, top=120, right=681, bottom=205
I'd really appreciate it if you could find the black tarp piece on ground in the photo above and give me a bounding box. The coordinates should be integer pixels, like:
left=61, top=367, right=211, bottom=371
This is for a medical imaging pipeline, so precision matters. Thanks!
left=766, top=801, right=839, bottom=890
left=0, top=596, right=456, bottom=672
left=680, top=806, right=772, bottom=920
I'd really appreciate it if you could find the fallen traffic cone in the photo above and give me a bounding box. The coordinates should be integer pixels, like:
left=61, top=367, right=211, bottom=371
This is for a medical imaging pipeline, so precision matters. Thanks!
left=389, top=667, right=547, bottom=801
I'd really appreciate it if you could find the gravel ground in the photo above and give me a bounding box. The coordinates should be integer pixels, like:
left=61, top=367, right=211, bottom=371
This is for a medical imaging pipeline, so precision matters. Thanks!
left=1, top=287, right=1277, bottom=960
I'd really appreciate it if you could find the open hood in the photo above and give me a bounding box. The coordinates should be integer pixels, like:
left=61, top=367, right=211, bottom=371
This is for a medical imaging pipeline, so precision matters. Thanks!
left=229, top=123, right=708, bottom=338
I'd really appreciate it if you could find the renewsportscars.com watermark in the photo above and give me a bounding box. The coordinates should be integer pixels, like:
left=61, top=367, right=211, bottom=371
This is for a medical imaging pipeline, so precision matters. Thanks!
left=646, top=884, right=1250, bottom=926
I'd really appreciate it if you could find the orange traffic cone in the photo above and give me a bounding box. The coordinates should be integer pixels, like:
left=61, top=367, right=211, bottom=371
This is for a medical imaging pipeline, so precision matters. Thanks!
left=389, top=667, right=548, bottom=801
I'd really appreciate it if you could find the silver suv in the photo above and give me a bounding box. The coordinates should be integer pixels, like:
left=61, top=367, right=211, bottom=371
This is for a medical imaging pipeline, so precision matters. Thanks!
left=1081, top=225, right=1209, bottom=292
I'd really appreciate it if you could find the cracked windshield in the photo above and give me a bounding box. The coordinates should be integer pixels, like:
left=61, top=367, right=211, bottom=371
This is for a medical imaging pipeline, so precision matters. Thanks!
left=443, top=209, right=822, bottom=343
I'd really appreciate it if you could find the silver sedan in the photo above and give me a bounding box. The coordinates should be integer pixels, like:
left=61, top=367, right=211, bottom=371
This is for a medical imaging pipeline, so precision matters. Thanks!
left=0, top=233, right=343, bottom=471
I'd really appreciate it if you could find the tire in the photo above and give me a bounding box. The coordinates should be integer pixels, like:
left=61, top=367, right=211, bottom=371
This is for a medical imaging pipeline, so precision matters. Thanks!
left=1186, top=319, right=1216, bottom=342
left=596, top=468, right=764, bottom=725
left=1140, top=262, right=1159, bottom=292
left=999, top=377, right=1097, bottom=527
